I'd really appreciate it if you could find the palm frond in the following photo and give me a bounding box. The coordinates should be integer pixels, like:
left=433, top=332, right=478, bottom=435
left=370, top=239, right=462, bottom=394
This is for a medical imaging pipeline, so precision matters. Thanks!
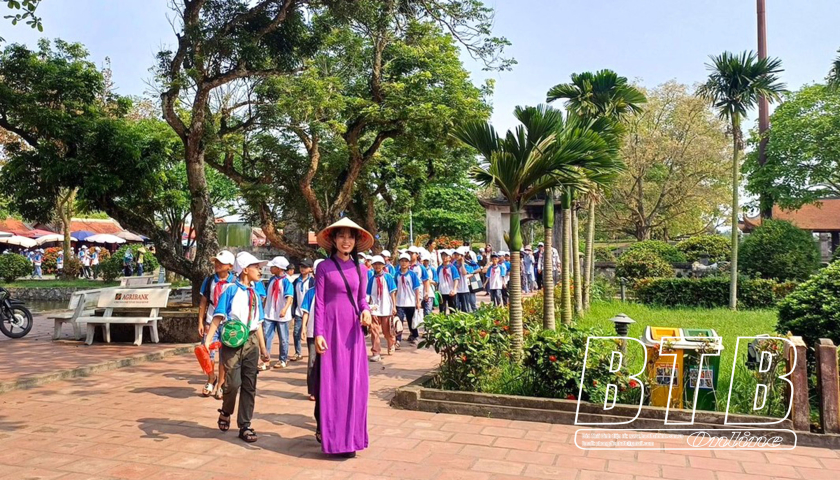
left=697, top=50, right=787, bottom=121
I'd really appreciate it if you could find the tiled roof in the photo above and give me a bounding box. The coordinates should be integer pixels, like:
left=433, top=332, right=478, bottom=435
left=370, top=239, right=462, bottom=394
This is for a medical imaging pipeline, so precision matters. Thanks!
left=68, top=218, right=124, bottom=235
left=0, top=218, right=32, bottom=235
left=742, top=199, right=840, bottom=232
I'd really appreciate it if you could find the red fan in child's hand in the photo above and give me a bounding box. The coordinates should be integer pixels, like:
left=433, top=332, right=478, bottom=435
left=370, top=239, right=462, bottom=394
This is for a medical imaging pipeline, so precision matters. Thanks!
left=194, top=342, right=221, bottom=375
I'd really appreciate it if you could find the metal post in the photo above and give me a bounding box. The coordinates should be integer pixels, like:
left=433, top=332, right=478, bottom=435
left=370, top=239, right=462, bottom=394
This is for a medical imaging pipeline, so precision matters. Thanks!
left=619, top=278, right=627, bottom=302
left=757, top=0, right=771, bottom=218
left=409, top=209, right=414, bottom=245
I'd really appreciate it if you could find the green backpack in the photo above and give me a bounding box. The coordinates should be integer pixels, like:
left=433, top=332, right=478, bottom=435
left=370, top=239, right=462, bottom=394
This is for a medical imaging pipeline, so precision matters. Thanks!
left=220, top=289, right=257, bottom=348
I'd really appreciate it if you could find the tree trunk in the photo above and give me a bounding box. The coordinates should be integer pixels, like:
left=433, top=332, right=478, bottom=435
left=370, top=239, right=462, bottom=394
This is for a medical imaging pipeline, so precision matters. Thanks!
left=560, top=188, right=573, bottom=324
left=542, top=190, right=556, bottom=330
left=583, top=198, right=596, bottom=310
left=508, top=203, right=524, bottom=360
left=572, top=204, right=583, bottom=315
left=729, top=117, right=741, bottom=311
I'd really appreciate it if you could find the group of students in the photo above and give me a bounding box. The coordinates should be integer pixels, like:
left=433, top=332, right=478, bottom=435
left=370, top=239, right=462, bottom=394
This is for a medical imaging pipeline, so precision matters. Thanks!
left=190, top=219, right=561, bottom=457
left=195, top=217, right=380, bottom=456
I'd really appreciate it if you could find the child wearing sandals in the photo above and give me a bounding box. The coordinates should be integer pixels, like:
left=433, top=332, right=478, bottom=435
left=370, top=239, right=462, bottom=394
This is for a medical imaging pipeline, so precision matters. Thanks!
left=197, top=251, right=236, bottom=399
left=204, top=252, right=270, bottom=443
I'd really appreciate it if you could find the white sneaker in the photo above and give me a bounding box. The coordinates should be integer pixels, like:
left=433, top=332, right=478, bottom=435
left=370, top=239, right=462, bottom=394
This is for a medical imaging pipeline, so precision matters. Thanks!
left=369, top=355, right=381, bottom=362
left=280, top=361, right=287, bottom=368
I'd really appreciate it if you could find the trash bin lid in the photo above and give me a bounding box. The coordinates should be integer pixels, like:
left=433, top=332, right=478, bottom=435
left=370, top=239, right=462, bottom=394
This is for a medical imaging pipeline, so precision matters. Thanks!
left=642, top=326, right=684, bottom=347
left=682, top=328, right=724, bottom=351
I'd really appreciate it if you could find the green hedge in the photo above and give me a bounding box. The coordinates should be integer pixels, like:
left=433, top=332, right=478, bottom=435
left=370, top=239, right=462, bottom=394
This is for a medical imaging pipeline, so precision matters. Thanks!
left=740, top=220, right=820, bottom=281
left=615, top=249, right=674, bottom=281
left=676, top=235, right=731, bottom=263
left=623, top=240, right=687, bottom=263
left=634, top=276, right=789, bottom=309
left=778, top=261, right=840, bottom=347
left=0, top=254, right=32, bottom=282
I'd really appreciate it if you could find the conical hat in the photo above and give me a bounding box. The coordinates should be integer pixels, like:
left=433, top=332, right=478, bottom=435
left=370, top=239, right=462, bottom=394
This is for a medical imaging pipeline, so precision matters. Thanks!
left=316, top=217, right=375, bottom=252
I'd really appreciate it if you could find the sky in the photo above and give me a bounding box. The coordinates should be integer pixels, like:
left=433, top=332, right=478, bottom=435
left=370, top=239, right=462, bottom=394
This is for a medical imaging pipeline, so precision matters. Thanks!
left=2, top=0, right=838, bottom=134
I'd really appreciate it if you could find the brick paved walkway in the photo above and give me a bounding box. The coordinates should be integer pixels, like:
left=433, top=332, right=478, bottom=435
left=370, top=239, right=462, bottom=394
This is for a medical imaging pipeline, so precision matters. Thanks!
left=1, top=320, right=839, bottom=479
left=0, top=314, right=188, bottom=389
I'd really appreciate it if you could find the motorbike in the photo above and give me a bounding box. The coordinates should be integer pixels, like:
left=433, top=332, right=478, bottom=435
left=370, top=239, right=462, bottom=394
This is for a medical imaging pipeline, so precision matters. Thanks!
left=0, top=286, right=33, bottom=338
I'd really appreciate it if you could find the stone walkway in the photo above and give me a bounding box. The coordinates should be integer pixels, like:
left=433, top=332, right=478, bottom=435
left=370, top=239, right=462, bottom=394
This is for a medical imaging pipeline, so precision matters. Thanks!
left=1, top=312, right=838, bottom=479
left=0, top=314, right=188, bottom=391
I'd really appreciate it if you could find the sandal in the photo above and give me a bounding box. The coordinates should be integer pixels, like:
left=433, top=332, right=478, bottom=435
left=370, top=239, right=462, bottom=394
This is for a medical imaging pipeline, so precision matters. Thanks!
left=217, top=409, right=230, bottom=432
left=258, top=363, right=270, bottom=371
left=239, top=427, right=258, bottom=443
left=315, top=430, right=322, bottom=444
left=213, top=386, right=224, bottom=401
left=202, top=376, right=217, bottom=397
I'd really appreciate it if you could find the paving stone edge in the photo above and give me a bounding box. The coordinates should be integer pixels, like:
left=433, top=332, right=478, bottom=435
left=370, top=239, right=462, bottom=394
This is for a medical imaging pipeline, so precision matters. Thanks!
left=0, top=344, right=193, bottom=394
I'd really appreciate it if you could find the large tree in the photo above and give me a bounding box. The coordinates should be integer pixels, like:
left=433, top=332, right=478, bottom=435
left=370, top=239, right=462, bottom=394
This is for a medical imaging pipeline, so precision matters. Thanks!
left=698, top=51, right=785, bottom=310
left=598, top=81, right=730, bottom=241
left=744, top=84, right=840, bottom=210
left=210, top=2, right=500, bottom=256
left=1, top=0, right=42, bottom=42
left=153, top=0, right=325, bottom=287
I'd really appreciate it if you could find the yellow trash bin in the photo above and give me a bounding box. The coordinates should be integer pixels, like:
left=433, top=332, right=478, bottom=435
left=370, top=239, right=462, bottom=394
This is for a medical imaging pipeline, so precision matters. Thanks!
left=642, top=326, right=687, bottom=409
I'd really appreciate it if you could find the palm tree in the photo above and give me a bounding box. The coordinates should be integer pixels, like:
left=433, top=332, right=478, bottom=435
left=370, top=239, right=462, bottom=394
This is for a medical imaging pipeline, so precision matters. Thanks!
left=547, top=70, right=646, bottom=313
left=697, top=51, right=785, bottom=310
left=454, top=105, right=614, bottom=356
left=828, top=48, right=840, bottom=89
left=542, top=189, right=556, bottom=330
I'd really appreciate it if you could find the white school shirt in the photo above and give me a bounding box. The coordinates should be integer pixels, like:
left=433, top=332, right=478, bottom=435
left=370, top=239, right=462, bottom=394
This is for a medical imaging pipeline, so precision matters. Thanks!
left=456, top=261, right=472, bottom=294
left=369, top=273, right=395, bottom=317
left=395, top=270, right=421, bottom=307
left=294, top=275, right=312, bottom=317
left=264, top=275, right=294, bottom=322
left=437, top=264, right=460, bottom=295
left=487, top=264, right=506, bottom=290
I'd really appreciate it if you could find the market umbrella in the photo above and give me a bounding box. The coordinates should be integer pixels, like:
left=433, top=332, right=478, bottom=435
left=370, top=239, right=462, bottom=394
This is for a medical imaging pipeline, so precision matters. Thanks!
left=0, top=235, right=38, bottom=248
left=115, top=231, right=144, bottom=242
left=35, top=233, right=78, bottom=245
left=71, top=230, right=95, bottom=241
left=85, top=233, right=126, bottom=244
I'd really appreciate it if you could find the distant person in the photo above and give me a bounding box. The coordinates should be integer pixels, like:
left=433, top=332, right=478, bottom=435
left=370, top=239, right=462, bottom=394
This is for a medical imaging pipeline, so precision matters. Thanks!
left=32, top=249, right=43, bottom=279
left=123, top=248, right=134, bottom=277
left=90, top=247, right=100, bottom=278
left=136, top=247, right=146, bottom=276
left=56, top=250, right=64, bottom=274
left=291, top=260, right=314, bottom=363
left=263, top=256, right=294, bottom=369
left=197, top=251, right=236, bottom=398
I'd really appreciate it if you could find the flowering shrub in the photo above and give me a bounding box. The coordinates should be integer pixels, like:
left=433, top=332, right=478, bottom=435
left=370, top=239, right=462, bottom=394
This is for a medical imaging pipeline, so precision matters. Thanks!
left=433, top=236, right=463, bottom=249
left=419, top=306, right=510, bottom=391
left=594, top=246, right=616, bottom=262
left=43, top=247, right=111, bottom=275
left=523, top=326, right=647, bottom=405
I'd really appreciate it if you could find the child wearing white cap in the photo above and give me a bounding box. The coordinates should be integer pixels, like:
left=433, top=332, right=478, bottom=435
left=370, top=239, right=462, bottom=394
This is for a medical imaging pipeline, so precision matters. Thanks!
left=436, top=250, right=460, bottom=314
left=198, top=250, right=237, bottom=398
left=367, top=255, right=397, bottom=360
left=395, top=252, right=422, bottom=346
left=263, top=256, right=294, bottom=369
left=381, top=250, right=396, bottom=276
left=204, top=252, right=270, bottom=444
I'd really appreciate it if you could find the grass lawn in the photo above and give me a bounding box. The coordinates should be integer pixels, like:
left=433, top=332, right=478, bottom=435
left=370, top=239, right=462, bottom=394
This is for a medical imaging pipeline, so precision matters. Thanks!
left=577, top=301, right=780, bottom=412
left=2, top=279, right=120, bottom=288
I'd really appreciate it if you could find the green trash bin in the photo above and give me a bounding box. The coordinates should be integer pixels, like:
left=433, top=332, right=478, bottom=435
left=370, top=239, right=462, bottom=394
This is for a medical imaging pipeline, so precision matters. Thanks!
left=682, top=328, right=724, bottom=411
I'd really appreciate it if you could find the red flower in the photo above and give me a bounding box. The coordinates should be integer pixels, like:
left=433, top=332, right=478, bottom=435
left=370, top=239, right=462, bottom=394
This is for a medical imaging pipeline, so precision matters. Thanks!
left=566, top=394, right=576, bottom=400
left=479, top=330, right=487, bottom=338
left=503, top=325, right=509, bottom=331
left=592, top=380, right=598, bottom=386
left=549, top=355, right=557, bottom=362
left=461, top=355, right=468, bottom=362
left=494, top=320, right=500, bottom=326
left=629, top=380, right=639, bottom=389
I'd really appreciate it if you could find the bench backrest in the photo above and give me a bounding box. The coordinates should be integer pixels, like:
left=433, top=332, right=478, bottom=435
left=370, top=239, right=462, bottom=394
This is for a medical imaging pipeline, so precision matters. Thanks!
left=98, top=288, right=171, bottom=310
left=68, top=289, right=105, bottom=310
left=120, top=276, right=155, bottom=287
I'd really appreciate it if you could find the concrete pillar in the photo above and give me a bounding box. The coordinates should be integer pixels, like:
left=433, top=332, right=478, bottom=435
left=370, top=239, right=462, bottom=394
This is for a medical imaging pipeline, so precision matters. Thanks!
left=785, top=336, right=810, bottom=432
left=816, top=338, right=840, bottom=434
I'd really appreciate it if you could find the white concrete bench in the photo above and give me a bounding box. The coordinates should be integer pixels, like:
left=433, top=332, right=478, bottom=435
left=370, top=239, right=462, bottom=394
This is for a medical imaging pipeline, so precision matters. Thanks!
left=79, top=288, right=171, bottom=346
left=49, top=288, right=106, bottom=340
left=120, top=275, right=157, bottom=287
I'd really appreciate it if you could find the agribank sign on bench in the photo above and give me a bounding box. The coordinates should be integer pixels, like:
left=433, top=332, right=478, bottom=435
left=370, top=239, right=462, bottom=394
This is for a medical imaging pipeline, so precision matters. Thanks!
left=105, top=289, right=169, bottom=308
left=574, top=334, right=797, bottom=451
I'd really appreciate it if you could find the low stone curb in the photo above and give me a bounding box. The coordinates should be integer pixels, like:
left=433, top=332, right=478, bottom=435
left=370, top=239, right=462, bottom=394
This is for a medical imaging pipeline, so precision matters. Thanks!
left=392, top=374, right=840, bottom=449
left=0, top=344, right=193, bottom=394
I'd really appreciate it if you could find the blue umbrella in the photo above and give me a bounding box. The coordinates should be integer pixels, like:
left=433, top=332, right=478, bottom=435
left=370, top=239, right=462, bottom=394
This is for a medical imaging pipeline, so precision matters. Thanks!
left=71, top=230, right=95, bottom=241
